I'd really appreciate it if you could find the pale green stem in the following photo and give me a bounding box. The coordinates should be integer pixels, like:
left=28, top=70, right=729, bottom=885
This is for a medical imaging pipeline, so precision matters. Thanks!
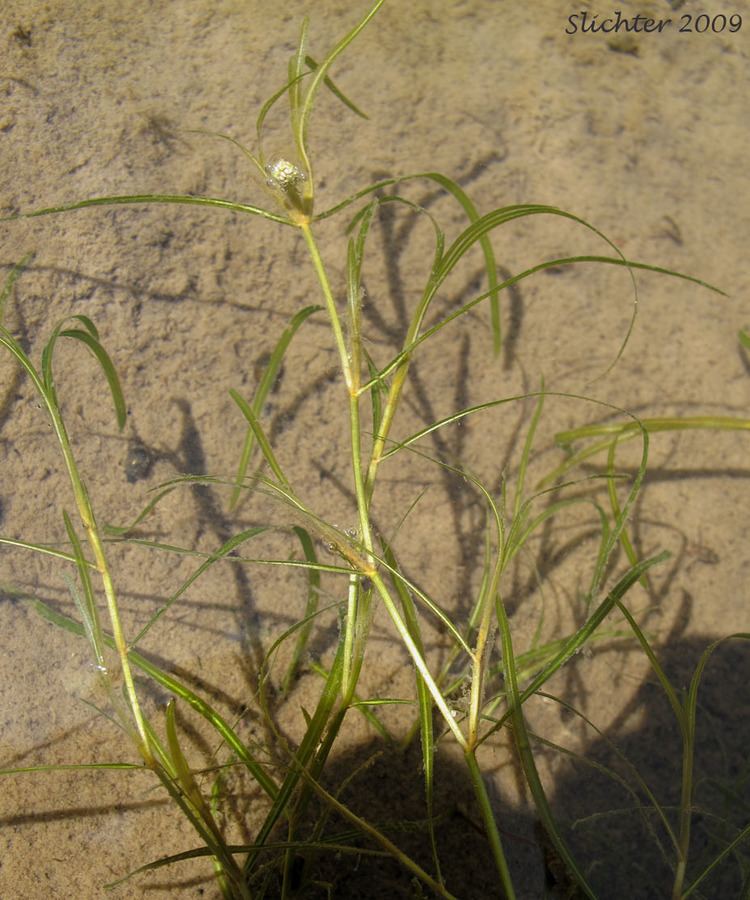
left=672, top=725, right=695, bottom=899
left=467, top=553, right=504, bottom=750
left=300, top=222, right=352, bottom=392
left=467, top=614, right=492, bottom=750
left=342, top=573, right=359, bottom=699
left=363, top=275, right=437, bottom=502
left=299, top=222, right=469, bottom=749
left=364, top=359, right=408, bottom=503
left=47, top=400, right=153, bottom=763
left=300, top=222, right=376, bottom=702
left=300, top=222, right=373, bottom=551
left=370, top=572, right=467, bottom=749
left=465, top=749, right=516, bottom=899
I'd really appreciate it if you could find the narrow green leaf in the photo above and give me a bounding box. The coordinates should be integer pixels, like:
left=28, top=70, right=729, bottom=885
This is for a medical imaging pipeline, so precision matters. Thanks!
left=297, top=768, right=459, bottom=900
left=382, top=540, right=442, bottom=885
left=230, top=304, right=320, bottom=508
left=244, top=641, right=347, bottom=877
left=364, top=348, right=386, bottom=438
left=188, top=128, right=263, bottom=177
left=556, top=414, right=749, bottom=448
left=67, top=313, right=100, bottom=340
left=256, top=72, right=307, bottom=161
left=676, top=633, right=750, bottom=898
left=104, top=485, right=178, bottom=536
left=289, top=16, right=309, bottom=124
left=59, top=326, right=126, bottom=430
left=464, top=749, right=516, bottom=897
left=0, top=536, right=87, bottom=565
left=106, top=838, right=392, bottom=890
left=615, top=601, right=687, bottom=732
left=484, top=550, right=669, bottom=744
left=0, top=326, right=43, bottom=393
left=304, top=54, right=368, bottom=119
left=295, top=0, right=386, bottom=189
left=130, top=525, right=270, bottom=648
left=8, top=193, right=290, bottom=225
left=229, top=389, right=289, bottom=489
left=281, top=526, right=322, bottom=693
left=0, top=762, right=144, bottom=776
left=346, top=201, right=376, bottom=380
left=513, top=386, right=545, bottom=522
left=310, top=662, right=395, bottom=742
left=683, top=821, right=750, bottom=897
left=62, top=510, right=105, bottom=668
left=493, top=585, right=593, bottom=898
left=165, top=699, right=207, bottom=814
left=423, top=172, right=501, bottom=352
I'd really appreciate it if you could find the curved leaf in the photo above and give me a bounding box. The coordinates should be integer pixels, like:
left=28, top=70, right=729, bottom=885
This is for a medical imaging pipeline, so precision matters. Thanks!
left=9, top=193, right=290, bottom=225
left=58, top=325, right=126, bottom=430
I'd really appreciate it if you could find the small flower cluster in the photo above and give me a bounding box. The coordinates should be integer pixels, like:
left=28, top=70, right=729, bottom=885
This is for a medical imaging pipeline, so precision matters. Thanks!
left=264, top=159, right=306, bottom=193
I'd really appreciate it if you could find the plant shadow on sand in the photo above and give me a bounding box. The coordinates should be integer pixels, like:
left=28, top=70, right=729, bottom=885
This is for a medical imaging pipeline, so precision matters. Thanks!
left=294, top=625, right=750, bottom=899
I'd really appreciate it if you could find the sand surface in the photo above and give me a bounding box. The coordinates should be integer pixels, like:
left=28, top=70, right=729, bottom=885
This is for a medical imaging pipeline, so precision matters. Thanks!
left=1, top=1, right=749, bottom=897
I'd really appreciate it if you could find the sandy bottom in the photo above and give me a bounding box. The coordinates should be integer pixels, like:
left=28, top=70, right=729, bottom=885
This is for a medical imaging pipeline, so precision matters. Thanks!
left=1, top=1, right=749, bottom=897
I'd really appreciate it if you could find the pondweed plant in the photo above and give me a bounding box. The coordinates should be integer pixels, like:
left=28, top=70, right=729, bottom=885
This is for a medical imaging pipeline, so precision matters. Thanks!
left=1, top=2, right=748, bottom=896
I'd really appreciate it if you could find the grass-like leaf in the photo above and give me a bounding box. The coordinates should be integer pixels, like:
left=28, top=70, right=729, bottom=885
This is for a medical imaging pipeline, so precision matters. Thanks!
left=281, top=526, right=322, bottom=694
left=303, top=54, right=369, bottom=119
left=294, top=0, right=386, bottom=199
left=129, top=525, right=270, bottom=648
left=8, top=192, right=290, bottom=225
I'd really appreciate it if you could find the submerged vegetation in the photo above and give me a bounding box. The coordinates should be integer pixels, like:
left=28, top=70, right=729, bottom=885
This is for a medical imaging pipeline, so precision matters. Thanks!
left=1, top=2, right=748, bottom=897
